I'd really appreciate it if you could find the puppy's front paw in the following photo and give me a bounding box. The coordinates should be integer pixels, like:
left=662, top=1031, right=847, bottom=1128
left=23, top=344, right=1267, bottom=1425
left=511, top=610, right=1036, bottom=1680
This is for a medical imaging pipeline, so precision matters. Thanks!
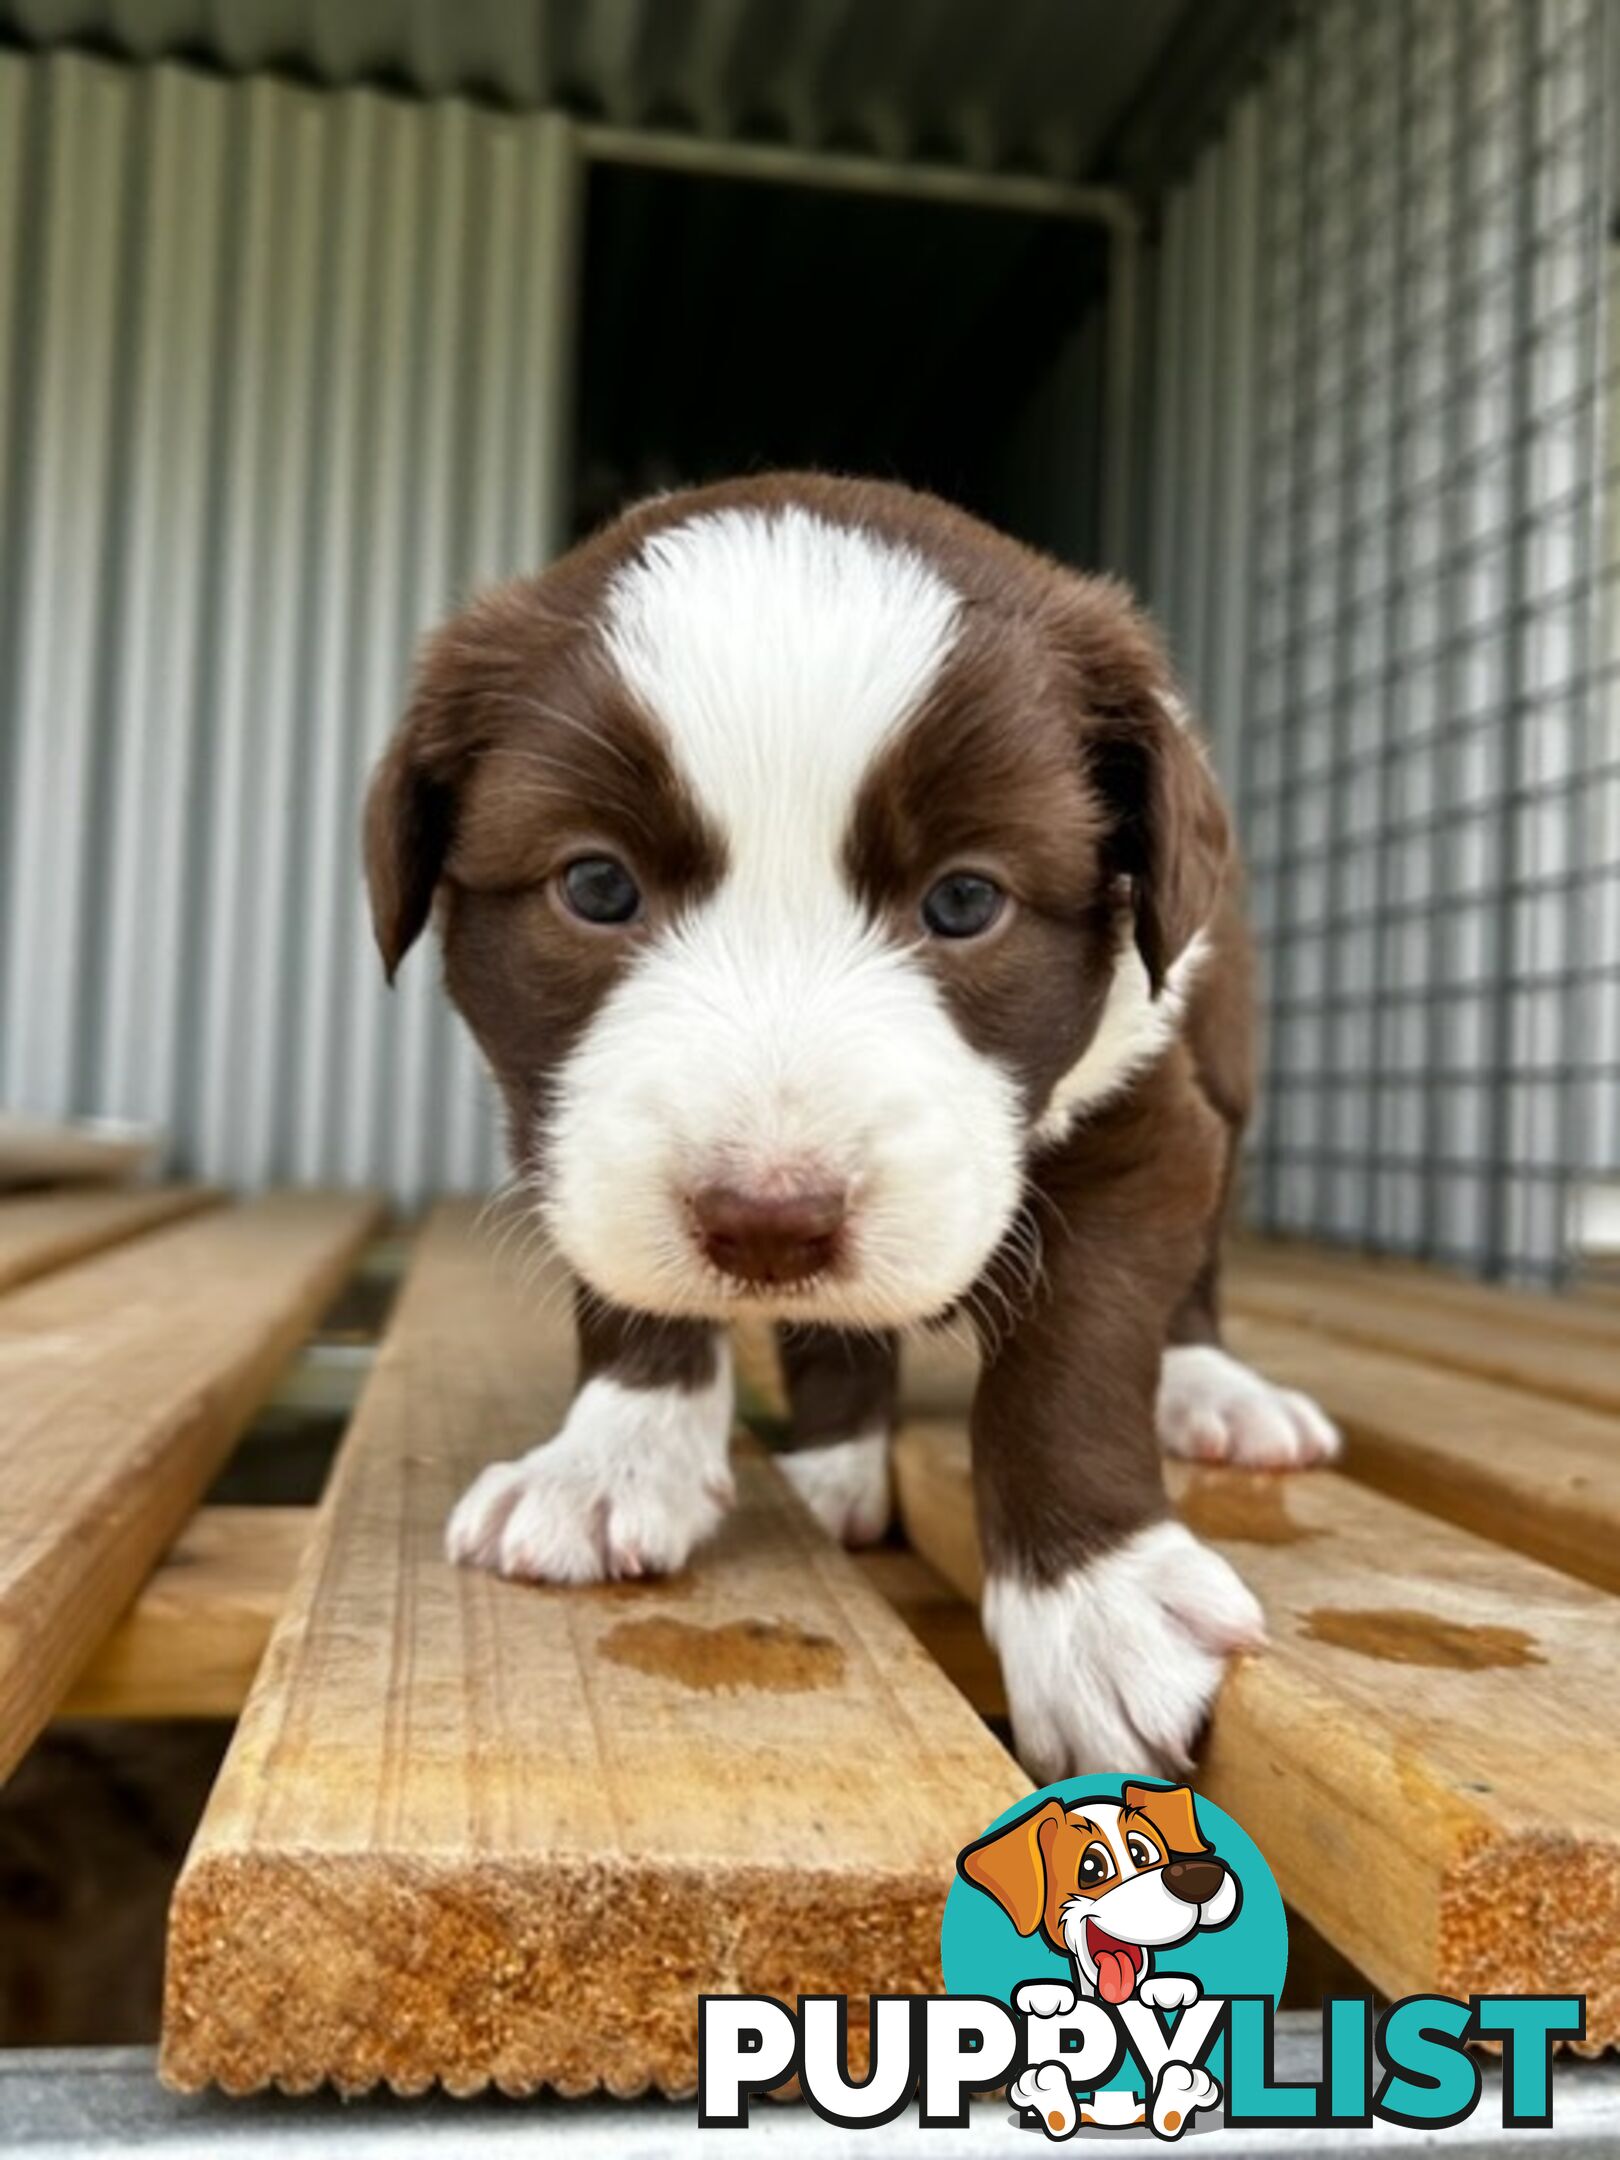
left=445, top=1370, right=734, bottom=1583
left=777, top=1430, right=892, bottom=1546
left=984, top=1522, right=1266, bottom=1781
left=1157, top=1345, right=1340, bottom=1468
left=1153, top=2060, right=1220, bottom=2138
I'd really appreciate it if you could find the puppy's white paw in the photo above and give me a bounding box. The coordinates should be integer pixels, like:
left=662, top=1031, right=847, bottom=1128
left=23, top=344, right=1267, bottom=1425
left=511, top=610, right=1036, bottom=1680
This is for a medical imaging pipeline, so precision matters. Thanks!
left=1153, top=2060, right=1220, bottom=2138
left=984, top=1522, right=1266, bottom=1782
left=446, top=1359, right=734, bottom=1584
left=1138, top=1974, right=1201, bottom=2013
left=1014, top=1980, right=1079, bottom=2020
left=777, top=1429, right=891, bottom=1546
left=1011, top=2060, right=1078, bottom=2137
left=1157, top=1345, right=1340, bottom=1468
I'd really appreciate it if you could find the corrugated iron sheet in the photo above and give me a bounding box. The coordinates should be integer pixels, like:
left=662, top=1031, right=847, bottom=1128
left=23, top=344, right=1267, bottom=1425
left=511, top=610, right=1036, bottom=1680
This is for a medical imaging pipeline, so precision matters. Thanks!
left=0, top=0, right=1186, bottom=180
left=0, top=51, right=579, bottom=1201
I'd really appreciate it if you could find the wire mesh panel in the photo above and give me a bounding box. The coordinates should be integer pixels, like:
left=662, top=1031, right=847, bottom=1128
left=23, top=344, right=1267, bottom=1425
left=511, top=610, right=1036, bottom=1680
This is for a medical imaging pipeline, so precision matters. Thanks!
left=1150, top=0, right=1615, bottom=1279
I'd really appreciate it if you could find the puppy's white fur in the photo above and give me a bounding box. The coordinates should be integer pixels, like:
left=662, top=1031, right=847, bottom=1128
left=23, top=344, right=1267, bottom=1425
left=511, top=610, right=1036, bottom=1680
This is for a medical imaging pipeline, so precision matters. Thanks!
left=445, top=1343, right=735, bottom=1582
left=541, top=507, right=1025, bottom=1328
left=777, top=1426, right=892, bottom=1546
left=1010, top=2060, right=1079, bottom=2135
left=1157, top=1344, right=1340, bottom=1468
left=1034, top=929, right=1211, bottom=1144
left=982, top=1523, right=1266, bottom=1782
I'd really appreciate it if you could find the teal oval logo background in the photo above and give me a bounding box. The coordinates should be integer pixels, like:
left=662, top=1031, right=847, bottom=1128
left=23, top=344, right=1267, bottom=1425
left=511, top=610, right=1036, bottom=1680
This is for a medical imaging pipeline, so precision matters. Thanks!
left=942, top=1775, right=1287, bottom=2093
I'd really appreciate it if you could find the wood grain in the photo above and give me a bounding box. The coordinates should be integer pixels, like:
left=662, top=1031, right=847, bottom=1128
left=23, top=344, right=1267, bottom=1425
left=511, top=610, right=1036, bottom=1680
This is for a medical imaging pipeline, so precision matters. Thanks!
left=0, top=1184, right=217, bottom=1296
left=892, top=1420, right=1620, bottom=2046
left=1227, top=1249, right=1620, bottom=1414
left=58, top=1507, right=310, bottom=1720
left=1232, top=1237, right=1620, bottom=1344
left=162, top=1204, right=1024, bottom=2098
left=850, top=1547, right=1005, bottom=1719
left=0, top=1193, right=379, bottom=1782
left=1227, top=1312, right=1620, bottom=1594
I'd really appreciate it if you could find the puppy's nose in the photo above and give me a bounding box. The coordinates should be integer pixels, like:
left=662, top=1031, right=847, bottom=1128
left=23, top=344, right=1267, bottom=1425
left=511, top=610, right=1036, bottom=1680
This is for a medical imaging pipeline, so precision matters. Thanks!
left=691, top=1182, right=847, bottom=1287
left=1162, top=1858, right=1226, bottom=1907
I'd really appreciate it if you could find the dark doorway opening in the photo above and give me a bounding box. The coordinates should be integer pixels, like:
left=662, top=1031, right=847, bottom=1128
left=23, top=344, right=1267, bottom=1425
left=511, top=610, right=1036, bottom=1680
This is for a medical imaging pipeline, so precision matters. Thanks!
left=573, top=160, right=1110, bottom=564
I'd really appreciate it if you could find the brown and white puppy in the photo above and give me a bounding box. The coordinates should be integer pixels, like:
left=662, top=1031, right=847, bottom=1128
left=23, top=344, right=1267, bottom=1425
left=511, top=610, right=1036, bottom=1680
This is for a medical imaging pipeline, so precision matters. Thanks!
left=364, top=472, right=1338, bottom=1778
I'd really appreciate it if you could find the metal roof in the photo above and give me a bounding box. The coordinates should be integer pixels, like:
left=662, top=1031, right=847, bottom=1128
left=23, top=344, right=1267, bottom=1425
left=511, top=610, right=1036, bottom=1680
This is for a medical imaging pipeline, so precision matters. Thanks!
left=0, top=0, right=1188, bottom=178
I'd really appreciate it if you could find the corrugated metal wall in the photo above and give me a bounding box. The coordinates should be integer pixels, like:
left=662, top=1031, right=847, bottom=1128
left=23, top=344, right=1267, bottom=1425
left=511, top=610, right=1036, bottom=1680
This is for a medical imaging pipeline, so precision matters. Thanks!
left=0, top=52, right=579, bottom=1202
left=1149, top=0, right=1618, bottom=1279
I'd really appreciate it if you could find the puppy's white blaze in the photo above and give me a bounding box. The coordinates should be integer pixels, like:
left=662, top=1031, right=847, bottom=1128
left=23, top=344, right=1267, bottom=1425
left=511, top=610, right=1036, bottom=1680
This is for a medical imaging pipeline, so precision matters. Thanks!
left=983, top=1522, right=1266, bottom=1783
left=1033, top=928, right=1211, bottom=1145
left=602, top=505, right=963, bottom=886
left=544, top=514, right=1022, bottom=1327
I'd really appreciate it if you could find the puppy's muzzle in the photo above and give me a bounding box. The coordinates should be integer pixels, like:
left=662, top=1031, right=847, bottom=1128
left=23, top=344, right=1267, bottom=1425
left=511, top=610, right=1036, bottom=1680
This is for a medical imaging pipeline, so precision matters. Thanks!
left=691, top=1182, right=847, bottom=1288
left=1162, top=1858, right=1226, bottom=1906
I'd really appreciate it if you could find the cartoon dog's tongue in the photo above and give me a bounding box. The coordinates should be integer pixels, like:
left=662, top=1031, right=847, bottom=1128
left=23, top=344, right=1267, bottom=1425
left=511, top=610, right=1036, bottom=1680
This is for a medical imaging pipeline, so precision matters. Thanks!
left=1086, top=1922, right=1143, bottom=2004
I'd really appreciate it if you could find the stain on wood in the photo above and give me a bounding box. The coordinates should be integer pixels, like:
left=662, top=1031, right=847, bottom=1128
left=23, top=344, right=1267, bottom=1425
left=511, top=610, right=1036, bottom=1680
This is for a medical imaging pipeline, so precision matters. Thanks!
left=599, top=1615, right=846, bottom=1694
left=1299, top=1608, right=1544, bottom=1671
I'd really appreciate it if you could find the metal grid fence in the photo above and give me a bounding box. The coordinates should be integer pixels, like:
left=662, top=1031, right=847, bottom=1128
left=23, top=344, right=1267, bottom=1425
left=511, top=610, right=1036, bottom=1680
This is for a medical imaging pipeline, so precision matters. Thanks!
left=1150, top=0, right=1618, bottom=1280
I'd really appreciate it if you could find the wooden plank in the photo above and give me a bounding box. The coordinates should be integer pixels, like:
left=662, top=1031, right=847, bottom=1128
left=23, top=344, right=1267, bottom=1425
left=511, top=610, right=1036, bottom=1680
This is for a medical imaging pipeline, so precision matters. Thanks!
left=161, top=1204, right=1025, bottom=2099
left=850, top=1547, right=1005, bottom=1720
left=1227, top=1250, right=1620, bottom=1415
left=1227, top=1312, right=1620, bottom=1595
left=1233, top=1238, right=1620, bottom=1347
left=0, top=1193, right=380, bottom=1783
left=892, top=1421, right=1620, bottom=2045
left=0, top=1183, right=216, bottom=1297
left=0, top=1112, right=157, bottom=1187
left=56, top=1507, right=310, bottom=1720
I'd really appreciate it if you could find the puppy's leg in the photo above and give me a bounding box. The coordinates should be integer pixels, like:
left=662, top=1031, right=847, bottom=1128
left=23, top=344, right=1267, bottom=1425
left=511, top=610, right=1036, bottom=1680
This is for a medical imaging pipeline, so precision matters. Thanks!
left=977, top=1067, right=1266, bottom=1781
left=1158, top=984, right=1339, bottom=1470
left=446, top=1292, right=734, bottom=1582
left=774, top=1325, right=897, bottom=1547
left=1158, top=1246, right=1339, bottom=1471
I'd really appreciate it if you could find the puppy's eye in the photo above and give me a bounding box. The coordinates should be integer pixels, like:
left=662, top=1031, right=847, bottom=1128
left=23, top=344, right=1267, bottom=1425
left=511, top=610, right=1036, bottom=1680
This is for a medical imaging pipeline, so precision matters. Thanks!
left=1077, top=1841, right=1113, bottom=1886
left=921, top=871, right=1004, bottom=940
left=560, top=855, right=641, bottom=926
left=1126, top=1835, right=1158, bottom=1869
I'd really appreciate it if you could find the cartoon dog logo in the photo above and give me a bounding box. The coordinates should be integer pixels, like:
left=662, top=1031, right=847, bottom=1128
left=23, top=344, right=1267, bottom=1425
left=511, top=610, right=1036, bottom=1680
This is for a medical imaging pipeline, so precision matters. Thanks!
left=958, top=1782, right=1238, bottom=2135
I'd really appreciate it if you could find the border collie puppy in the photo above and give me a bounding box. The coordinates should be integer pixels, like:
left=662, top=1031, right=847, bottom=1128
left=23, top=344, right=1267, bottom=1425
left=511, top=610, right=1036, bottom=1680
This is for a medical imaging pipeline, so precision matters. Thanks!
left=365, top=473, right=1338, bottom=1778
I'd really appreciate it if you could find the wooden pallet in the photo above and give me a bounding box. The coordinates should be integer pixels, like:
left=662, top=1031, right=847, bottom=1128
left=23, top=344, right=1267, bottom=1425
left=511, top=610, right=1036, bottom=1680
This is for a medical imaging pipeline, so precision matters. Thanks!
left=2, top=1191, right=1617, bottom=2093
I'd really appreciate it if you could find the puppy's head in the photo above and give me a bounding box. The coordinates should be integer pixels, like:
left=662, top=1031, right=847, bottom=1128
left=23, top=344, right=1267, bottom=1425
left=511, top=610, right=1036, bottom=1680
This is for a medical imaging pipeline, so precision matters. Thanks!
left=959, top=1784, right=1238, bottom=2002
left=365, top=475, right=1227, bottom=1326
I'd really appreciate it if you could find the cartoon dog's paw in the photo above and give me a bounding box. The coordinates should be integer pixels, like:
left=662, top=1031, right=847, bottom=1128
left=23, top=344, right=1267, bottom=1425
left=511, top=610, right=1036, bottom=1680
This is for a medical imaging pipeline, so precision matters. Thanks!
left=1011, top=2061, right=1078, bottom=2139
left=445, top=1373, right=734, bottom=1582
left=984, top=1522, right=1267, bottom=1781
left=1157, top=1346, right=1340, bottom=1469
left=1014, top=1980, right=1079, bottom=2020
left=1152, top=2060, right=1220, bottom=2139
left=1138, top=1974, right=1201, bottom=2013
left=778, top=1430, right=891, bottom=1546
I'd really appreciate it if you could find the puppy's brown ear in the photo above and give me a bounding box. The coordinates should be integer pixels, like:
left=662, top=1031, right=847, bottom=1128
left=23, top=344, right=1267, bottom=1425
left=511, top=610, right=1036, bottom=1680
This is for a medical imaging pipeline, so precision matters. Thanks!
left=363, top=720, right=455, bottom=984
left=1060, top=577, right=1230, bottom=996
left=958, top=1799, right=1066, bottom=1936
left=364, top=598, right=517, bottom=982
left=1122, top=1782, right=1212, bottom=1859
